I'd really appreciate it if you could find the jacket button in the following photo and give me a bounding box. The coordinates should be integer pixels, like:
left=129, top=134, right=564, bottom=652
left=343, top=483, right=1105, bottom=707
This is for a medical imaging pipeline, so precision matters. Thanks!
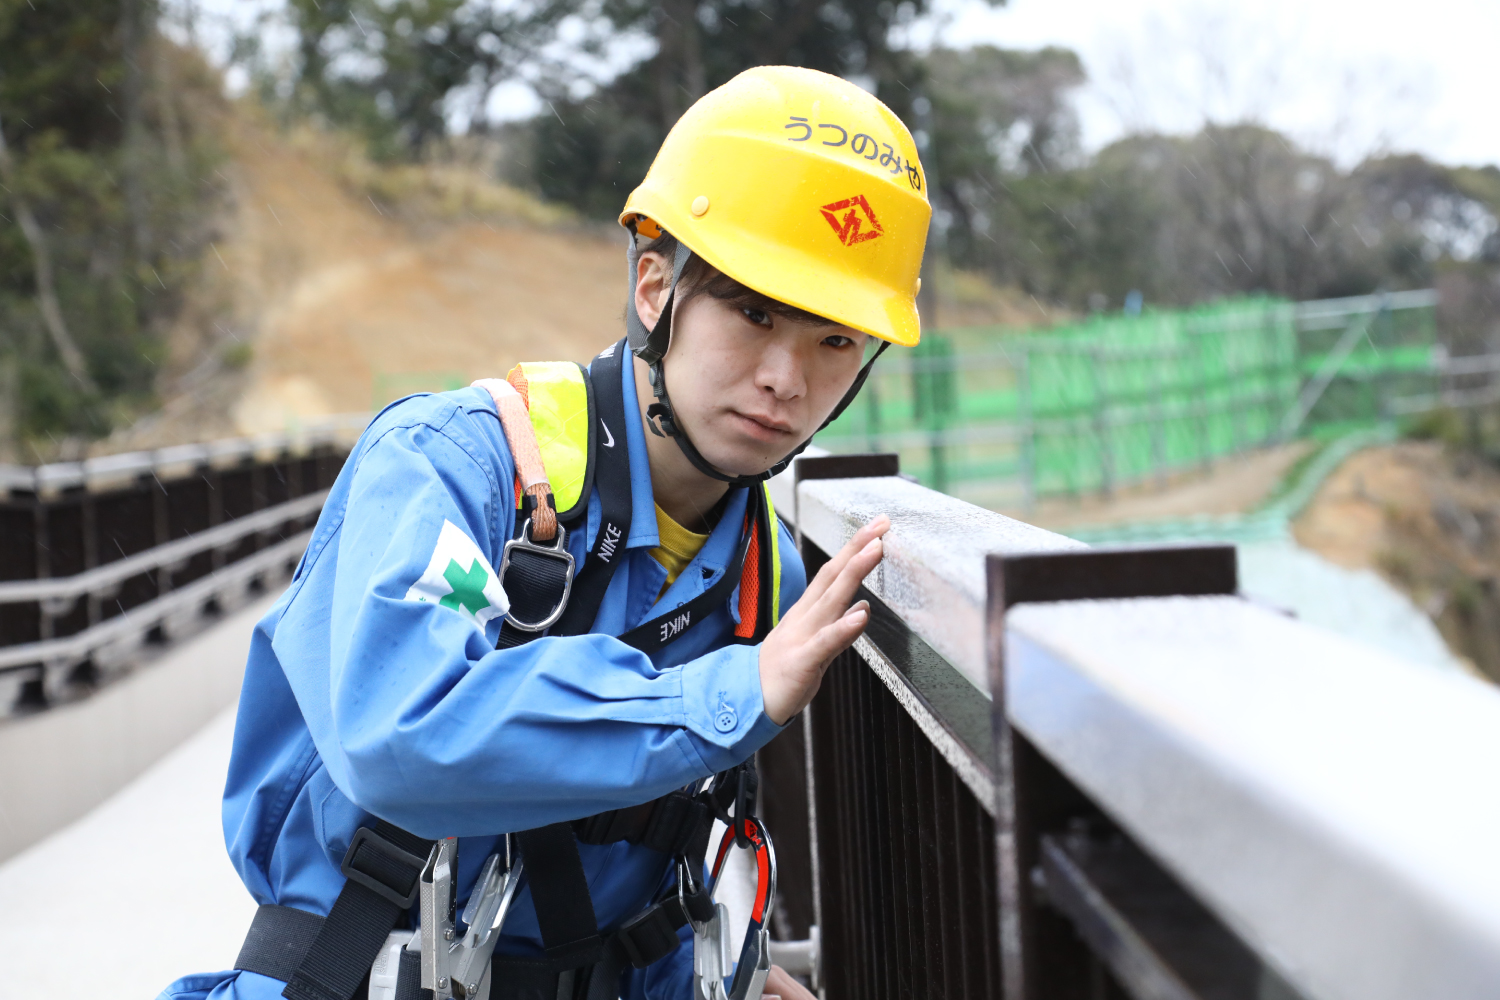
left=714, top=705, right=738, bottom=733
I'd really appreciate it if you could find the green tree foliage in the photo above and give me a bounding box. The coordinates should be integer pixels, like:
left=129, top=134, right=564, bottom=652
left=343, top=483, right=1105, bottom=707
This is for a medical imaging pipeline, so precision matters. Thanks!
left=918, top=47, right=1500, bottom=310
left=267, top=0, right=1008, bottom=219
left=0, top=0, right=226, bottom=455
left=268, top=0, right=575, bottom=161
left=919, top=45, right=1085, bottom=275
left=524, top=0, right=996, bottom=218
left=265, top=4, right=1499, bottom=316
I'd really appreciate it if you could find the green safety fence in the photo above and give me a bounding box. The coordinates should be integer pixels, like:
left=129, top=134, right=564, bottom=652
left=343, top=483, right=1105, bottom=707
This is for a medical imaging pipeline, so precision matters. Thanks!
left=816, top=289, right=1438, bottom=510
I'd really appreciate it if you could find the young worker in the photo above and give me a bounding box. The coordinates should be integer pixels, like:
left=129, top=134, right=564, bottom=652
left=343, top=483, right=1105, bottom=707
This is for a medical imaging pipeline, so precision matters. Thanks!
left=162, top=65, right=928, bottom=1000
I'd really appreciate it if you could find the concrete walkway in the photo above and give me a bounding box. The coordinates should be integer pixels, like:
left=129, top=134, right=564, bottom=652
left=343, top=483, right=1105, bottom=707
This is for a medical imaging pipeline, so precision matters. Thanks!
left=0, top=591, right=281, bottom=864
left=0, top=704, right=255, bottom=998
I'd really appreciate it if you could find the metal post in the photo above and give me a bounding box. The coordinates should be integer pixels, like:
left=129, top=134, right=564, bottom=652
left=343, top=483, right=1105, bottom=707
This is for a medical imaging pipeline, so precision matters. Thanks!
left=1149, top=355, right=1166, bottom=491
left=1019, top=350, right=1036, bottom=514
left=1194, top=333, right=1213, bottom=473
left=1226, top=321, right=1245, bottom=454
left=987, top=545, right=1239, bottom=1000
left=1262, top=310, right=1280, bottom=446
left=1090, top=349, right=1113, bottom=499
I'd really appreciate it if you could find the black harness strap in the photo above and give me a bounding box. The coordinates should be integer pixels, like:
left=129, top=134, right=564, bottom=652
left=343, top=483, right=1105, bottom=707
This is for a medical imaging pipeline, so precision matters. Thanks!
left=495, top=538, right=573, bottom=649
left=615, top=523, right=753, bottom=653
left=618, top=479, right=779, bottom=653
left=514, top=824, right=605, bottom=970
left=237, top=905, right=326, bottom=985
left=279, top=822, right=433, bottom=1000
left=395, top=949, right=423, bottom=1000
left=573, top=788, right=710, bottom=857
left=553, top=341, right=635, bottom=637
left=614, top=882, right=716, bottom=968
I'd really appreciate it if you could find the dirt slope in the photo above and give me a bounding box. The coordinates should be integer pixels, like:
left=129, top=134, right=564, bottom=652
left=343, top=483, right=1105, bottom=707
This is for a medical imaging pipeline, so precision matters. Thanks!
left=227, top=127, right=628, bottom=434
left=1294, top=441, right=1500, bottom=681
left=98, top=114, right=629, bottom=451
left=1014, top=442, right=1313, bottom=531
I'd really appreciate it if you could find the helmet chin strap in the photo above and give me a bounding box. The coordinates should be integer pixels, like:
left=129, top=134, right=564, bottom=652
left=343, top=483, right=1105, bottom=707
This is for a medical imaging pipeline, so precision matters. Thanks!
left=623, top=223, right=893, bottom=487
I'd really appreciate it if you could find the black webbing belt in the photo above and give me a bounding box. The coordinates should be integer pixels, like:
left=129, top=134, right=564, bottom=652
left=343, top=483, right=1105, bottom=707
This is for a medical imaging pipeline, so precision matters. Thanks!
left=573, top=788, right=710, bottom=856
left=235, top=821, right=433, bottom=1000
left=237, top=904, right=325, bottom=985
left=516, top=825, right=605, bottom=970
left=551, top=343, right=634, bottom=638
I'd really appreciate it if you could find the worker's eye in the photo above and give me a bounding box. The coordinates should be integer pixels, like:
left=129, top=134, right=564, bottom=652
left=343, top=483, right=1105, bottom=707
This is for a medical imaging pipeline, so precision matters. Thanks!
left=741, top=307, right=772, bottom=327
left=823, top=334, right=856, bottom=348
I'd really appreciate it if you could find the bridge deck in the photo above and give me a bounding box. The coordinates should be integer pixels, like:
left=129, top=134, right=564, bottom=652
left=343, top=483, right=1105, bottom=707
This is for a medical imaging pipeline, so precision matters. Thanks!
left=0, top=705, right=252, bottom=999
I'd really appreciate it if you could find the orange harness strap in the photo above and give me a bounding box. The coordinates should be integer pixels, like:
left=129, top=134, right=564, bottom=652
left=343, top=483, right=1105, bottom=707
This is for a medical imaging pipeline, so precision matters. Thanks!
left=472, top=376, right=558, bottom=542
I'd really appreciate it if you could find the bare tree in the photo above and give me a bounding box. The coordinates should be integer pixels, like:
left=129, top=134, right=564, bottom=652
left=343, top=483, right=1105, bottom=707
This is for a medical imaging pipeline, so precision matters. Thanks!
left=0, top=112, right=96, bottom=393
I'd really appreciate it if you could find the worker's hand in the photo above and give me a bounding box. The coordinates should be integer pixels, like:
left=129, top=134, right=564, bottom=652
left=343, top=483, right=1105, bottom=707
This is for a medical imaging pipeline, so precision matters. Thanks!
left=758, top=515, right=889, bottom=726
left=762, top=963, right=816, bottom=1000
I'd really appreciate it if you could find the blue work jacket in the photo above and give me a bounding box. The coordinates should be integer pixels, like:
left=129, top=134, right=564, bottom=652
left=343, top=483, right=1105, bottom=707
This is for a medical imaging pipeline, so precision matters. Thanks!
left=159, top=351, right=805, bottom=1000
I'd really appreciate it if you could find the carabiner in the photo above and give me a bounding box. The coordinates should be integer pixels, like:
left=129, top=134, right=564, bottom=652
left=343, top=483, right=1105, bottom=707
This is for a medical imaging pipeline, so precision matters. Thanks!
left=418, top=835, right=525, bottom=1000
left=692, top=816, right=777, bottom=1000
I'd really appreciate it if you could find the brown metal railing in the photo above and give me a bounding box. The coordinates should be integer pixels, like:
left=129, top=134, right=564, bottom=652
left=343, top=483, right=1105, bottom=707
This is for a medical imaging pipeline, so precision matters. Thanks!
left=0, top=435, right=352, bottom=711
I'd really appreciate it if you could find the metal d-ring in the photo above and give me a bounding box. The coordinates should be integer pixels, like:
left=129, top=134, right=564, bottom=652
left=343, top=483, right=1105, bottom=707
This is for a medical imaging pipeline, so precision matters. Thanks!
left=498, top=519, right=575, bottom=632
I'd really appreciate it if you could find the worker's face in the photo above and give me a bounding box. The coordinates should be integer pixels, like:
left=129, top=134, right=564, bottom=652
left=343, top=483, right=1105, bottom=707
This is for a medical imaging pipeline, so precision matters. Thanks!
left=634, top=251, right=870, bottom=477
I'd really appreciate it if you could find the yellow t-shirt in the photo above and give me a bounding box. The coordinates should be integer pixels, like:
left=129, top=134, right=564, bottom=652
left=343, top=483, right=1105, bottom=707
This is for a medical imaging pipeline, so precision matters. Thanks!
left=650, top=503, right=710, bottom=599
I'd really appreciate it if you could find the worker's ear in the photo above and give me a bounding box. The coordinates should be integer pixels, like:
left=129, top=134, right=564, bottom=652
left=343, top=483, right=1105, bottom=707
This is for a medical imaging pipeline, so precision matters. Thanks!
left=634, top=251, right=674, bottom=330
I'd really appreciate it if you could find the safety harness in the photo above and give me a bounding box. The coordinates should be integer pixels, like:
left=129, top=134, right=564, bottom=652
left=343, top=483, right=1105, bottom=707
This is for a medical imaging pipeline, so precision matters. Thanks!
left=235, top=340, right=782, bottom=1000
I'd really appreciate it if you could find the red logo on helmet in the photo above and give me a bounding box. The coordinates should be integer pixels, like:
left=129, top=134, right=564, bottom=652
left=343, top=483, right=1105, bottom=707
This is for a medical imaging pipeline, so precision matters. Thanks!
left=820, top=195, right=883, bottom=246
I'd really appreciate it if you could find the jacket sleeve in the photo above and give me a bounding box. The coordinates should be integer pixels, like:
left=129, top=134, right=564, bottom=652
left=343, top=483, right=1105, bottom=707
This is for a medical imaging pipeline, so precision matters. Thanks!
left=271, top=411, right=783, bottom=839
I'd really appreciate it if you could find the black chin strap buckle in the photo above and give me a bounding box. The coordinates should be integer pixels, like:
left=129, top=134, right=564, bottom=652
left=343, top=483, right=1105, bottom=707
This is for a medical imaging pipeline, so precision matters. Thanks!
left=645, top=401, right=677, bottom=438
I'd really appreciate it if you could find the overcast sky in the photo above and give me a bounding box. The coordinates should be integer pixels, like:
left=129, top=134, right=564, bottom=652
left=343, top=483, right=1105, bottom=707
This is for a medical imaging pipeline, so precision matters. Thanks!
left=183, top=0, right=1500, bottom=169
left=922, top=0, right=1500, bottom=168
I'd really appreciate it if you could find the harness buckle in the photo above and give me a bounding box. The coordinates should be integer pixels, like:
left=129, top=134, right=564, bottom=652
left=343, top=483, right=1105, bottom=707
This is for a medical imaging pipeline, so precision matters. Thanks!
left=498, top=519, right=575, bottom=632
left=340, top=826, right=431, bottom=909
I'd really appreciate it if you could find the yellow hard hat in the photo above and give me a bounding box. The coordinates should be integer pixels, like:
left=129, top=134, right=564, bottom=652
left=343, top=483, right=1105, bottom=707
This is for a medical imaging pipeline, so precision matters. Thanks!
left=620, top=65, right=930, bottom=348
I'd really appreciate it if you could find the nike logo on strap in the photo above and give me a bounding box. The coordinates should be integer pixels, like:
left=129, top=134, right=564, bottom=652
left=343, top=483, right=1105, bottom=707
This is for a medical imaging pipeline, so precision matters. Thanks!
left=600, top=420, right=616, bottom=448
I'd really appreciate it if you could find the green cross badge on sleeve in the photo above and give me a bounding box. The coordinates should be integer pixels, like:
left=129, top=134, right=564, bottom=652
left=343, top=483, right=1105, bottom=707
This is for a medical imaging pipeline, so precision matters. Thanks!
left=404, top=519, right=510, bottom=628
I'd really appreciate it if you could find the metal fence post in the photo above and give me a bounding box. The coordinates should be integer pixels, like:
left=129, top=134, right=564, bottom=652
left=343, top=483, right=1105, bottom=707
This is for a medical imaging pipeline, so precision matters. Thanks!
left=1019, top=350, right=1036, bottom=514
left=987, top=545, right=1238, bottom=1000
left=1149, top=356, right=1167, bottom=490
left=758, top=453, right=902, bottom=982
left=1090, top=349, right=1113, bottom=499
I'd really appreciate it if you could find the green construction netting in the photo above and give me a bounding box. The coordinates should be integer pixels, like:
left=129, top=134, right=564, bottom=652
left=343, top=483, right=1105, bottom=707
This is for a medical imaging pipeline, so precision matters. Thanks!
left=816, top=293, right=1438, bottom=508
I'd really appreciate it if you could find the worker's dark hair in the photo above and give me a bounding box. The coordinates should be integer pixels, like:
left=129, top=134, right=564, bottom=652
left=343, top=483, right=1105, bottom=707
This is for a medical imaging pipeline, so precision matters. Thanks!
left=639, top=231, right=837, bottom=327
